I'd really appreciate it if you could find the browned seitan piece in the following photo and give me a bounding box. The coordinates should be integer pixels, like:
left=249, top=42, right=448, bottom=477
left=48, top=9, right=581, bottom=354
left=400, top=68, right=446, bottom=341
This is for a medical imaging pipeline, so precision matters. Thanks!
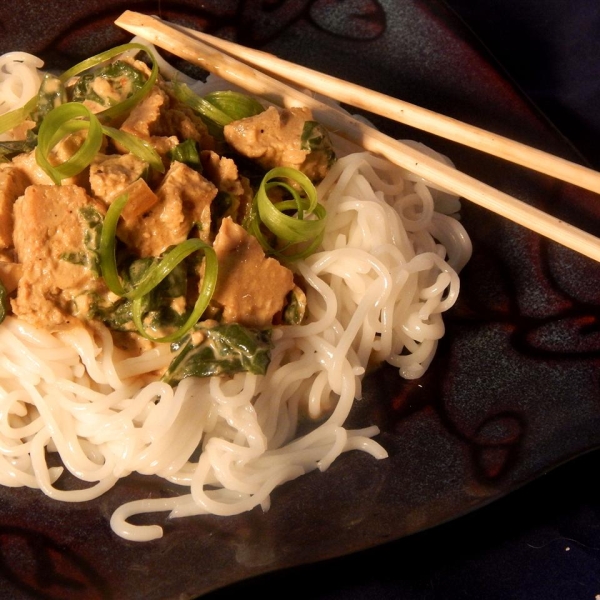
left=8, top=143, right=90, bottom=189
left=11, top=185, right=107, bottom=330
left=0, top=167, right=29, bottom=249
left=120, top=85, right=214, bottom=156
left=200, top=149, right=254, bottom=223
left=211, top=217, right=294, bottom=328
left=117, top=161, right=218, bottom=257
left=223, top=106, right=331, bottom=181
left=89, top=153, right=149, bottom=203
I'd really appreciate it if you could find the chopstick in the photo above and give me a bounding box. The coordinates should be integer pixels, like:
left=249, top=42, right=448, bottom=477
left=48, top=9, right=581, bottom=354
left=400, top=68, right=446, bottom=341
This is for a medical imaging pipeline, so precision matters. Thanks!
left=165, top=23, right=600, bottom=197
left=115, top=11, right=600, bottom=263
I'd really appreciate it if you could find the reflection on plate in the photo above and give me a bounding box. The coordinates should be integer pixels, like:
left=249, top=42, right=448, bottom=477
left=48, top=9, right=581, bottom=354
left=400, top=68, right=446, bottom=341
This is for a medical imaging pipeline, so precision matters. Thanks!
left=1, top=0, right=600, bottom=598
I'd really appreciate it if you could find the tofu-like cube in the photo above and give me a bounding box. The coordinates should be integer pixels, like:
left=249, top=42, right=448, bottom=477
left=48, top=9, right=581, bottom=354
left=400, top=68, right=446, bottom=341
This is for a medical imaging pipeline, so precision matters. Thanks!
left=11, top=185, right=107, bottom=329
left=0, top=167, right=29, bottom=249
left=117, top=161, right=218, bottom=257
left=211, top=217, right=295, bottom=328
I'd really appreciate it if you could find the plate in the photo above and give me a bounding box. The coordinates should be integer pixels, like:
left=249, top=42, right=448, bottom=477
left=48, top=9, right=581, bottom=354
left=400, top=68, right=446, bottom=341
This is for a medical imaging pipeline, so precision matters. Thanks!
left=1, top=1, right=600, bottom=598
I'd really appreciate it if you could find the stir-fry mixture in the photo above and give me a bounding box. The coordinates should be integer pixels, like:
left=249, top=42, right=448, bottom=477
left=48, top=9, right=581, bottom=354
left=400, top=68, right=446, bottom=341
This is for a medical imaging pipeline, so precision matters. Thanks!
left=0, top=43, right=335, bottom=384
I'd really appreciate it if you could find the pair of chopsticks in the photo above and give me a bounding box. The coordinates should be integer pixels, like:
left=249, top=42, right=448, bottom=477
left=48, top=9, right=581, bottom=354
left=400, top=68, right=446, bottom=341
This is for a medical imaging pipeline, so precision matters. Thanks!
left=115, top=10, right=600, bottom=263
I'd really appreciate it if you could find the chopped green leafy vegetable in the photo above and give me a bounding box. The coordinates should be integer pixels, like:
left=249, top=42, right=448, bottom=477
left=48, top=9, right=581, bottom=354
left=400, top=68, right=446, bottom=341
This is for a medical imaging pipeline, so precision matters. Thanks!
left=283, top=286, right=306, bottom=325
left=162, top=323, right=272, bottom=384
left=168, top=139, right=202, bottom=172
left=70, top=60, right=147, bottom=109
left=301, top=120, right=336, bottom=168
left=30, top=73, right=67, bottom=125
left=170, top=83, right=265, bottom=136
left=245, top=166, right=326, bottom=261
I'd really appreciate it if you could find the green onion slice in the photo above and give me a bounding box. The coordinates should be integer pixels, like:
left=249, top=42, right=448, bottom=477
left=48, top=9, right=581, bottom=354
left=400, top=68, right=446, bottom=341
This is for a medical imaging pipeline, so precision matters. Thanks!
left=99, top=192, right=218, bottom=342
left=170, top=83, right=264, bottom=129
left=0, top=96, right=37, bottom=136
left=99, top=193, right=129, bottom=296
left=131, top=242, right=218, bottom=343
left=1, top=42, right=157, bottom=139
left=247, top=167, right=326, bottom=261
left=170, top=82, right=232, bottom=127
left=35, top=104, right=164, bottom=183
left=36, top=102, right=103, bottom=184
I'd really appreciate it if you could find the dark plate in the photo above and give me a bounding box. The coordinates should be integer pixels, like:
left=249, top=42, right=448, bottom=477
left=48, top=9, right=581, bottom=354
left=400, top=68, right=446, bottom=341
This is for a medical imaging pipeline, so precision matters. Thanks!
left=1, top=1, right=600, bottom=599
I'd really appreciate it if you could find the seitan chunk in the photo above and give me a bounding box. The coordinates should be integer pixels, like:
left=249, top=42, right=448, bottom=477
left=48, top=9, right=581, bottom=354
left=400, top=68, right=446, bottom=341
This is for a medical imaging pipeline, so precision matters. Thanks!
left=120, top=85, right=214, bottom=156
left=223, top=106, right=333, bottom=181
left=0, top=261, right=22, bottom=294
left=89, top=153, right=149, bottom=203
left=0, top=167, right=29, bottom=249
left=201, top=149, right=254, bottom=224
left=10, top=149, right=55, bottom=186
left=211, top=217, right=294, bottom=328
left=11, top=185, right=107, bottom=330
left=117, top=161, right=218, bottom=257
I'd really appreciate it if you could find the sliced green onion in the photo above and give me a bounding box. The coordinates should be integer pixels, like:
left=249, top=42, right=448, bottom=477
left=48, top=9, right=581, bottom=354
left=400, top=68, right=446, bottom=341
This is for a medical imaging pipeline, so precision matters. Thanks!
left=0, top=95, right=37, bottom=136
left=35, top=102, right=103, bottom=184
left=168, top=139, right=201, bottom=171
left=170, top=81, right=232, bottom=127
left=102, top=126, right=164, bottom=173
left=59, top=43, right=158, bottom=122
left=99, top=192, right=129, bottom=296
left=99, top=192, right=218, bottom=342
left=203, top=90, right=265, bottom=123
left=35, top=103, right=165, bottom=183
left=170, top=83, right=265, bottom=131
left=247, top=167, right=326, bottom=261
left=2, top=43, right=157, bottom=140
left=131, top=242, right=218, bottom=343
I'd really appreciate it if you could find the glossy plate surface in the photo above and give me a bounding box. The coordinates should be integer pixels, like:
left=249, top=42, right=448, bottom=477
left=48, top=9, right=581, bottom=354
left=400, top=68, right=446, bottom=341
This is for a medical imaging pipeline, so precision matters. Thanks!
left=1, top=1, right=600, bottom=598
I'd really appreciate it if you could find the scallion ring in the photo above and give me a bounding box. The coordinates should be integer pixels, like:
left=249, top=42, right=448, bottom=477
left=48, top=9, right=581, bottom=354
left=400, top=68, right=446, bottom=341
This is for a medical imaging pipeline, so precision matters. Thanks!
left=249, top=167, right=326, bottom=261
left=35, top=102, right=103, bottom=184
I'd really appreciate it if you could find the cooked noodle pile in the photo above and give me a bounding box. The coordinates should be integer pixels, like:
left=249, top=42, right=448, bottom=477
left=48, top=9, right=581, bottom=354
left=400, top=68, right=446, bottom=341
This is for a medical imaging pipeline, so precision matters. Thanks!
left=0, top=52, right=44, bottom=141
left=0, top=53, right=472, bottom=542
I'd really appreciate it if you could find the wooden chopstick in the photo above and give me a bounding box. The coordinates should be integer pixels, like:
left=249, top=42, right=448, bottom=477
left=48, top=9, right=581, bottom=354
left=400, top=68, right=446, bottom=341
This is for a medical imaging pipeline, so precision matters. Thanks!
left=171, top=22, right=600, bottom=196
left=115, top=11, right=600, bottom=263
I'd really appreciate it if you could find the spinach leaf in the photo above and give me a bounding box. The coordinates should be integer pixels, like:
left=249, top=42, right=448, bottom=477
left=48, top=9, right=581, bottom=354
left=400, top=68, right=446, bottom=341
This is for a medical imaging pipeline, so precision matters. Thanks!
left=92, top=254, right=189, bottom=332
left=163, top=323, right=272, bottom=385
left=300, top=120, right=336, bottom=168
left=70, top=60, right=146, bottom=108
left=0, top=280, right=8, bottom=324
left=60, top=206, right=104, bottom=276
left=30, top=73, right=67, bottom=124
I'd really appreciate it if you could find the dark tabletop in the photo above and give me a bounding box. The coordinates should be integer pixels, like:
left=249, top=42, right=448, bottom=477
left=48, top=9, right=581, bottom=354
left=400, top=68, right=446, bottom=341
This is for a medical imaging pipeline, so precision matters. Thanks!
left=205, top=1, right=600, bottom=598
